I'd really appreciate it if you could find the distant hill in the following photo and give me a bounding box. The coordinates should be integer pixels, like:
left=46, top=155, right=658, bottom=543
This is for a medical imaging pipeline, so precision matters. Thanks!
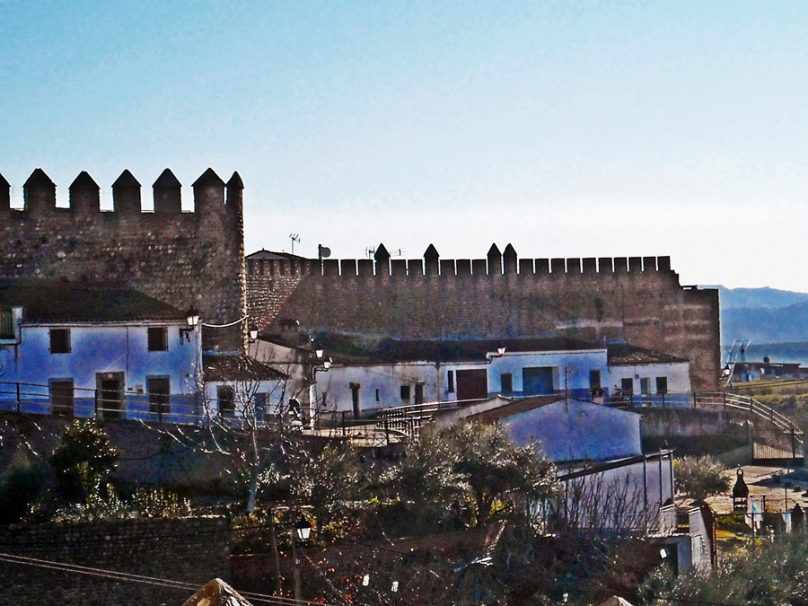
left=721, top=300, right=808, bottom=347
left=741, top=342, right=808, bottom=365
left=707, top=286, right=808, bottom=357
left=711, top=286, right=808, bottom=310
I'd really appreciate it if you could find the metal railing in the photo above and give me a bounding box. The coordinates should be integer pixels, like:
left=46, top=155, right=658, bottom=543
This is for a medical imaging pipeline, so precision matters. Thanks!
left=0, top=380, right=197, bottom=425
left=692, top=391, right=804, bottom=459
left=693, top=391, right=802, bottom=433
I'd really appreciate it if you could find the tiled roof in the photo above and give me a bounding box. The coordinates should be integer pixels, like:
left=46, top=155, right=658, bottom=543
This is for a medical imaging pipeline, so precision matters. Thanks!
left=606, top=343, right=688, bottom=365
left=312, top=333, right=604, bottom=364
left=203, top=354, right=287, bottom=382
left=0, top=280, right=186, bottom=323
left=246, top=249, right=308, bottom=261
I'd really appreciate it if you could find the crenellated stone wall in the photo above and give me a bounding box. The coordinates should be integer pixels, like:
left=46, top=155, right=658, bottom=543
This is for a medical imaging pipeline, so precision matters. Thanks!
left=246, top=246, right=720, bottom=389
left=0, top=168, right=246, bottom=352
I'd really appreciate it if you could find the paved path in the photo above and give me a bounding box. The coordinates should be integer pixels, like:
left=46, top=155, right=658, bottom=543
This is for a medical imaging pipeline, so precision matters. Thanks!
left=703, top=464, right=808, bottom=514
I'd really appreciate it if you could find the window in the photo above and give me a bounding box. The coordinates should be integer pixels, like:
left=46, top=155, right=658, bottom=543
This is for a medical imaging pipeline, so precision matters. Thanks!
left=50, top=328, right=71, bottom=354
left=50, top=379, right=74, bottom=417
left=254, top=393, right=267, bottom=421
left=500, top=373, right=513, bottom=393
left=0, top=309, right=14, bottom=339
left=147, top=376, right=170, bottom=419
left=400, top=385, right=410, bottom=402
left=589, top=370, right=601, bottom=390
left=640, top=377, right=650, bottom=395
left=375, top=388, right=380, bottom=402
left=656, top=376, right=668, bottom=394
left=414, top=383, right=424, bottom=405
left=218, top=385, right=235, bottom=416
left=447, top=371, right=455, bottom=393
left=148, top=327, right=168, bottom=352
left=621, top=378, right=633, bottom=396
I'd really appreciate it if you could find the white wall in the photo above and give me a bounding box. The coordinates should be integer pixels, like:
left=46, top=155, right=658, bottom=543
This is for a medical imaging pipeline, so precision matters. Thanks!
left=607, top=361, right=691, bottom=395
left=312, top=361, right=438, bottom=417
left=0, top=321, right=201, bottom=420
left=558, top=453, right=675, bottom=533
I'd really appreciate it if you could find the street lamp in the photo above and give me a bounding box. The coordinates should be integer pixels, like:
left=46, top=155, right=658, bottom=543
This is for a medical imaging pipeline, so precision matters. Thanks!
left=180, top=305, right=200, bottom=343
left=291, top=515, right=313, bottom=606
left=308, top=355, right=332, bottom=428
left=294, top=516, right=312, bottom=541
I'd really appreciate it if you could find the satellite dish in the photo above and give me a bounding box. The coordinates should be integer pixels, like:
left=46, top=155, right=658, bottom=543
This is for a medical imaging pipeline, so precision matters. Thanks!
left=318, top=244, right=331, bottom=259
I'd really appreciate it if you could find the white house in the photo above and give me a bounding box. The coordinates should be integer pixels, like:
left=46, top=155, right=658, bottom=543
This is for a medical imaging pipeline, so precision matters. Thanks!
left=606, top=344, right=691, bottom=405
left=491, top=398, right=676, bottom=537
left=251, top=333, right=692, bottom=419
left=201, top=353, right=289, bottom=422
left=0, top=280, right=201, bottom=422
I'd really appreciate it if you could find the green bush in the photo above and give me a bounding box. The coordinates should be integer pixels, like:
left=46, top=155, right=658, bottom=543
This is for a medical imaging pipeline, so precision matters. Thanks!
left=0, top=452, right=46, bottom=524
left=50, top=420, right=118, bottom=502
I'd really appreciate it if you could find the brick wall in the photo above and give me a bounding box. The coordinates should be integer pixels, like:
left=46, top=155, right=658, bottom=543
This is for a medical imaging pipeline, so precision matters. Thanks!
left=0, top=169, right=246, bottom=352
left=247, top=253, right=721, bottom=389
left=0, top=516, right=230, bottom=606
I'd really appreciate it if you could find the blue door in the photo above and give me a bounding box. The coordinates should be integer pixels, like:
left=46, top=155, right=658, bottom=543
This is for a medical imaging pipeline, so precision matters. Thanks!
left=522, top=367, right=554, bottom=395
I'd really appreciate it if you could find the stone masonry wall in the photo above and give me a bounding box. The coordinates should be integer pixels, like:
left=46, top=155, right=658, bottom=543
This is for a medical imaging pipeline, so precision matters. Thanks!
left=0, top=168, right=246, bottom=352
left=247, top=250, right=721, bottom=389
left=0, top=516, right=230, bottom=606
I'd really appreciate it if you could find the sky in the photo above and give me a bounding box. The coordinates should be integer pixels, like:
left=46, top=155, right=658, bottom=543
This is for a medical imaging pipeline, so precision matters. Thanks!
left=1, top=1, right=807, bottom=291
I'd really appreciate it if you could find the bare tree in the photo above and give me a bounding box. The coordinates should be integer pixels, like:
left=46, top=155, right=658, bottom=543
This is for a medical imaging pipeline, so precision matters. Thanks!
left=142, top=354, right=303, bottom=513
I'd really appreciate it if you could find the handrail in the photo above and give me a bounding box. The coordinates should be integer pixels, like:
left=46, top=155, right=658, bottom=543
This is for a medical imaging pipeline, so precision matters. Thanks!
left=694, top=391, right=802, bottom=434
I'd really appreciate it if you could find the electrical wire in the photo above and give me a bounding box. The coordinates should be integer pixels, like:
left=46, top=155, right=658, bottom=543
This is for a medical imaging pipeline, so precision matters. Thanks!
left=0, top=551, right=346, bottom=606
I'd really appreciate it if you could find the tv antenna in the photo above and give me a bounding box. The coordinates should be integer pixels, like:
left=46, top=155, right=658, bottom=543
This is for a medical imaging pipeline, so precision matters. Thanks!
left=289, top=233, right=300, bottom=254
left=365, top=246, right=376, bottom=258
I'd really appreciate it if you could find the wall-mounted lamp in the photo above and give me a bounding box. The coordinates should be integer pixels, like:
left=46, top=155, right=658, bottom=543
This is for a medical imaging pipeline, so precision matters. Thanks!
left=486, top=346, right=507, bottom=361
left=180, top=305, right=200, bottom=343
left=248, top=323, right=259, bottom=343
left=315, top=349, right=324, bottom=359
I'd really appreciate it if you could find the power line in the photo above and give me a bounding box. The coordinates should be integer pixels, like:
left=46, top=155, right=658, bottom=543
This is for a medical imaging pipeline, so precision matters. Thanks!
left=0, top=551, right=346, bottom=606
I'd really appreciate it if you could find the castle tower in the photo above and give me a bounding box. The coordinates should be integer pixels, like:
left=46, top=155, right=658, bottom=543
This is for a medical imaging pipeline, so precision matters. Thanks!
left=68, top=171, right=100, bottom=214
left=23, top=168, right=56, bottom=212
left=112, top=170, right=141, bottom=214
left=153, top=169, right=181, bottom=214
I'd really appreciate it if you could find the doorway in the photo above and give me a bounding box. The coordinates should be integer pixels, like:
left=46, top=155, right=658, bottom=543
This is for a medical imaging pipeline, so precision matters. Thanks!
left=96, top=372, right=124, bottom=419
left=522, top=367, right=555, bottom=395
left=350, top=383, right=361, bottom=419
left=456, top=369, right=488, bottom=401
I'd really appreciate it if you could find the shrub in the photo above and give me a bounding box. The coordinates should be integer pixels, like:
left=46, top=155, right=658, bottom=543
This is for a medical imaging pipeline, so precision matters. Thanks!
left=0, top=451, right=46, bottom=524
left=50, top=420, right=118, bottom=502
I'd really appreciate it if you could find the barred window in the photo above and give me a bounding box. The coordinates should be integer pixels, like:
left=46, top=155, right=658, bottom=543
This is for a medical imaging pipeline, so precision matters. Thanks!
left=0, top=309, right=13, bottom=339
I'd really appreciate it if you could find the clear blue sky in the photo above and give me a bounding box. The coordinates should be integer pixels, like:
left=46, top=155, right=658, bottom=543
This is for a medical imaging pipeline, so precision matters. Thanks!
left=2, top=1, right=807, bottom=291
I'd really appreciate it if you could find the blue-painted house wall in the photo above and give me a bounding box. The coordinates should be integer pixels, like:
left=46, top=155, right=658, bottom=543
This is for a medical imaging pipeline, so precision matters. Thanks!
left=0, top=322, right=201, bottom=422
left=504, top=399, right=642, bottom=462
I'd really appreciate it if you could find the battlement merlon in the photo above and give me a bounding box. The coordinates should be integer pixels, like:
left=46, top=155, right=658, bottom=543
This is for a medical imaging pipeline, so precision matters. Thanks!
left=246, top=242, right=678, bottom=281
left=0, top=168, right=244, bottom=218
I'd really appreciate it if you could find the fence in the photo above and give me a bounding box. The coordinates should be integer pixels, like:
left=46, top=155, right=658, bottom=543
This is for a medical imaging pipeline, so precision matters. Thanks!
left=0, top=380, right=199, bottom=424
left=692, top=391, right=804, bottom=460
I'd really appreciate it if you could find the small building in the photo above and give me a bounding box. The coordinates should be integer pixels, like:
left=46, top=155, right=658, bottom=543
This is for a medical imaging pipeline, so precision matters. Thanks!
left=729, top=358, right=807, bottom=383
left=253, top=333, right=693, bottom=419
left=202, top=353, right=289, bottom=422
left=0, top=280, right=200, bottom=422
